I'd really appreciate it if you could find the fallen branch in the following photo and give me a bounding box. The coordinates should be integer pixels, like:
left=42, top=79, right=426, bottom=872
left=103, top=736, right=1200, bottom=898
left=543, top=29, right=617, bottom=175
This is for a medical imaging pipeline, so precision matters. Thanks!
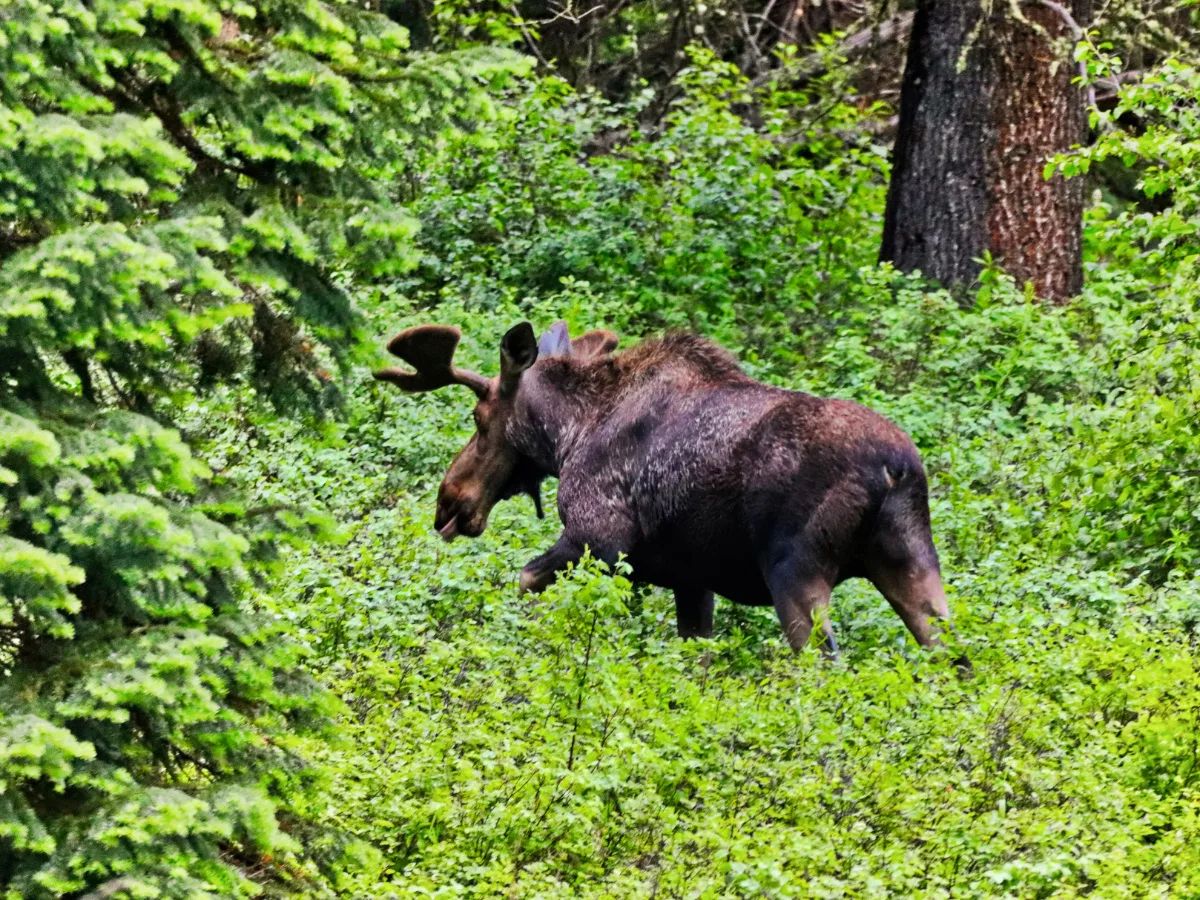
left=751, top=11, right=914, bottom=88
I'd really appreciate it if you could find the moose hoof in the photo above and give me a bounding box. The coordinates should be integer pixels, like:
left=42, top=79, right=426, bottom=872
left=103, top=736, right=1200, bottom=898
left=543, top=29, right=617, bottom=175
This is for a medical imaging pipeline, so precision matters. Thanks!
left=953, top=655, right=974, bottom=680
left=518, top=568, right=542, bottom=595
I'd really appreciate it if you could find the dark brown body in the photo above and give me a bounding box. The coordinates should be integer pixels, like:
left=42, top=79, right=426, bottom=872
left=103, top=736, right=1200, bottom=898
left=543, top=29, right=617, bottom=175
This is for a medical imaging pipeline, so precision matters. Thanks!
left=378, top=324, right=956, bottom=657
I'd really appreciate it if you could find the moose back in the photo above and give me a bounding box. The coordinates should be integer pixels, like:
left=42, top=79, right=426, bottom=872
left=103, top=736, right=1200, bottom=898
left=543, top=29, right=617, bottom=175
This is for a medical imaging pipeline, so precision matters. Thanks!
left=375, top=321, right=956, bottom=656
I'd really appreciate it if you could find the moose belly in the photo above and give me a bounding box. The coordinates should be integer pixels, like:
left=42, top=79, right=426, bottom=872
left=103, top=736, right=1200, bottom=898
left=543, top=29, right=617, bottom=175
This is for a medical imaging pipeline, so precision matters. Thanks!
left=627, top=515, right=774, bottom=607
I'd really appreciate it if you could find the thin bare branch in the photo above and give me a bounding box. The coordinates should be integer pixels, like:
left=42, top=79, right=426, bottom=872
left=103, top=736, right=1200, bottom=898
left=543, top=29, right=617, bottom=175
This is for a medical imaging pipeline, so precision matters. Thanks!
left=542, top=3, right=606, bottom=26
left=751, top=10, right=914, bottom=88
left=509, top=4, right=551, bottom=68
left=752, top=0, right=783, bottom=45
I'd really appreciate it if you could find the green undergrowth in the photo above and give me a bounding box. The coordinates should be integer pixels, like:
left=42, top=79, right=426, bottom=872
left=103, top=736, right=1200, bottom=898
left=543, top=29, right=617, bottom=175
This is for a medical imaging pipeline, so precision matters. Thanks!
left=192, top=263, right=1200, bottom=897
left=186, top=58, right=1200, bottom=899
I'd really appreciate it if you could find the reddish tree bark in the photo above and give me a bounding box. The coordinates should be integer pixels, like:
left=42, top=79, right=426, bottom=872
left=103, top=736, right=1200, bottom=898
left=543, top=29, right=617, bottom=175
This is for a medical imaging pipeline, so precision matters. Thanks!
left=880, top=0, right=1092, bottom=302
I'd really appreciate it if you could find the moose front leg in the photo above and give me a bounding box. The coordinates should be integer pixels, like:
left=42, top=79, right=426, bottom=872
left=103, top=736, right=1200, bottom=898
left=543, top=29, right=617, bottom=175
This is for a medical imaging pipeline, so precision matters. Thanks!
left=517, top=519, right=636, bottom=595
left=518, top=534, right=583, bottom=595
left=763, top=553, right=838, bottom=658
left=674, top=587, right=715, bottom=639
left=520, top=486, right=638, bottom=595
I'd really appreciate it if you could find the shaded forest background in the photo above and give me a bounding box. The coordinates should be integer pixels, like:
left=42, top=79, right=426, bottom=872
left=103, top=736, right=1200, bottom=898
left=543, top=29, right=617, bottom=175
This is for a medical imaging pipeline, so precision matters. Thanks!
left=3, top=0, right=1200, bottom=897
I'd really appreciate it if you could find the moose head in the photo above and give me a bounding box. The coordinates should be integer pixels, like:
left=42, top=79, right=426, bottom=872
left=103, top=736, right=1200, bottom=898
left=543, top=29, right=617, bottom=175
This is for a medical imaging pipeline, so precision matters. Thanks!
left=374, top=321, right=618, bottom=541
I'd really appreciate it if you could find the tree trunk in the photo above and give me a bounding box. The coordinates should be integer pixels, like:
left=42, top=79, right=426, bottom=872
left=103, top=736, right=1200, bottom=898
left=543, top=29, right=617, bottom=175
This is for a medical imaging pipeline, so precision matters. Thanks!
left=880, top=0, right=1092, bottom=302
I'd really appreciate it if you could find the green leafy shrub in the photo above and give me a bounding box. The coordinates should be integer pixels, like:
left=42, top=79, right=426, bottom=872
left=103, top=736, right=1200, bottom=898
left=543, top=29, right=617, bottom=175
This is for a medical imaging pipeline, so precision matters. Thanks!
left=405, top=49, right=886, bottom=349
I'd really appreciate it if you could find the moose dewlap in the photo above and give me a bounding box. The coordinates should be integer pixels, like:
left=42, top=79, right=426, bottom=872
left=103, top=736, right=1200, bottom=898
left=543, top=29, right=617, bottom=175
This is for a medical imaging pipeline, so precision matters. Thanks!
left=375, top=321, right=958, bottom=659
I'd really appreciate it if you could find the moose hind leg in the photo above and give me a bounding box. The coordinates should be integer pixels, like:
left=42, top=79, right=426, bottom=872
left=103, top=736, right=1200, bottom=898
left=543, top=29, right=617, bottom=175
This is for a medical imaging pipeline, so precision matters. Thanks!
left=867, top=561, right=951, bottom=648
left=763, top=555, right=837, bottom=657
left=674, top=587, right=714, bottom=639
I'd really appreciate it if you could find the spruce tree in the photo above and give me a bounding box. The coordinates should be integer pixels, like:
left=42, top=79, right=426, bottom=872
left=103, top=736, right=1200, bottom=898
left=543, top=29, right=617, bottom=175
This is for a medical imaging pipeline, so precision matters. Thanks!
left=0, top=1, right=521, bottom=896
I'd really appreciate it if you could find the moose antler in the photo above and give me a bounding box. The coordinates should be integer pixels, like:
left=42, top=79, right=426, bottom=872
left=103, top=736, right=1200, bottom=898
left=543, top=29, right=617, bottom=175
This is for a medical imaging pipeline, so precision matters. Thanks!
left=572, top=329, right=619, bottom=358
left=373, top=325, right=491, bottom=398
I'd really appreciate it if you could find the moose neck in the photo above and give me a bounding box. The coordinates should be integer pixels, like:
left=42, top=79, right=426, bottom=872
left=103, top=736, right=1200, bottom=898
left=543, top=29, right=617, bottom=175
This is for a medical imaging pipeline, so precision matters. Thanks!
left=510, top=360, right=614, bottom=476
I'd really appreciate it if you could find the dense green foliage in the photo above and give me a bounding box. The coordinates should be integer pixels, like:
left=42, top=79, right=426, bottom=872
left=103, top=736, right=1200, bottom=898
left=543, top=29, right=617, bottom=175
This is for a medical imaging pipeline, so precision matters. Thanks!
left=5, top=2, right=1200, bottom=898
left=191, top=58, right=1200, bottom=896
left=409, top=51, right=883, bottom=344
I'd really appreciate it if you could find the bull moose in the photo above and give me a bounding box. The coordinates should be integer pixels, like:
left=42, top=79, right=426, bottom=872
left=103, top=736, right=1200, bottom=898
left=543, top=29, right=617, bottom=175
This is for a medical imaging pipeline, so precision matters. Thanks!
left=375, top=320, right=957, bottom=658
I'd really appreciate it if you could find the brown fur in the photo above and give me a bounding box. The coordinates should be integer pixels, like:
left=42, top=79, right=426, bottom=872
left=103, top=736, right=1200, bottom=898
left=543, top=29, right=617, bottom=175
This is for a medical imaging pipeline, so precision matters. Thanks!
left=533, top=332, right=747, bottom=411
left=377, top=322, right=965, bottom=667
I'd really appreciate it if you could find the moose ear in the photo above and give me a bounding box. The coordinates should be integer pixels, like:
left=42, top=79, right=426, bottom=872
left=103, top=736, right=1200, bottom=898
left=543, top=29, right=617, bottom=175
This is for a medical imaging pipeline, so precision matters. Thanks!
left=571, top=329, right=619, bottom=359
left=537, top=321, right=572, bottom=358
left=500, top=322, right=538, bottom=392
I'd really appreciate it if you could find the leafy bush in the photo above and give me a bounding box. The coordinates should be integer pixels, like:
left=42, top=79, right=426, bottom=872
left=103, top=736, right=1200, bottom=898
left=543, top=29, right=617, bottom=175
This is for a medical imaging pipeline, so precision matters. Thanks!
left=406, top=50, right=887, bottom=349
